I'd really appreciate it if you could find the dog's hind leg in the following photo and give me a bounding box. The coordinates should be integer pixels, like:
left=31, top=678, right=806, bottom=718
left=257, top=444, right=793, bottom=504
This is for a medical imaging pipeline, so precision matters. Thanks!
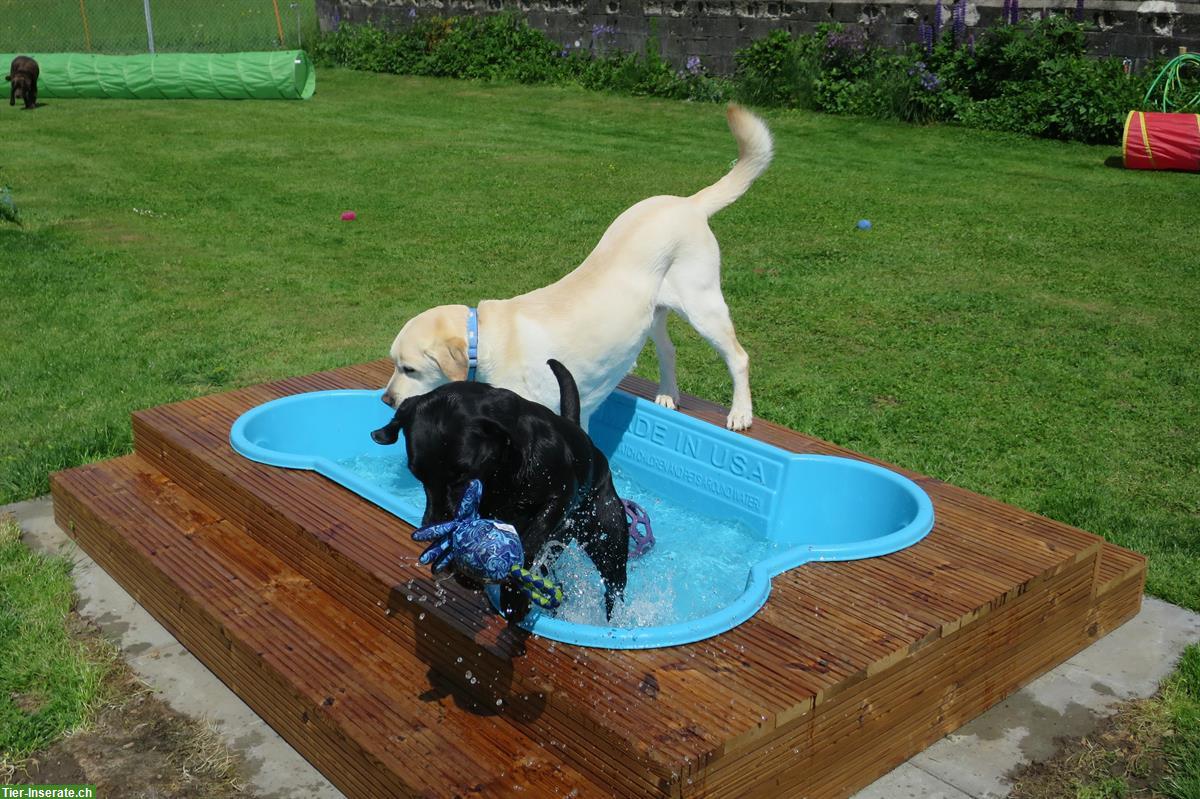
left=676, top=298, right=753, bottom=430
left=650, top=306, right=680, bottom=411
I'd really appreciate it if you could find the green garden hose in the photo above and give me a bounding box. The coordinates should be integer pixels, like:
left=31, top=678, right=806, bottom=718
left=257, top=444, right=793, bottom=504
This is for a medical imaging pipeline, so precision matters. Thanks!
left=1142, top=53, right=1200, bottom=113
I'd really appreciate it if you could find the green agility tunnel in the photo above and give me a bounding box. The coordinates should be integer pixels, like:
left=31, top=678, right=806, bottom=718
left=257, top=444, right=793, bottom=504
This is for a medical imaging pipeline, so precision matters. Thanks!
left=1, top=51, right=315, bottom=100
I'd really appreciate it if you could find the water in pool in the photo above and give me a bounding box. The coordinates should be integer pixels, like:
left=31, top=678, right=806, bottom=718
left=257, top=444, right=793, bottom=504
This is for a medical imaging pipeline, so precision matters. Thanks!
left=336, top=453, right=788, bottom=629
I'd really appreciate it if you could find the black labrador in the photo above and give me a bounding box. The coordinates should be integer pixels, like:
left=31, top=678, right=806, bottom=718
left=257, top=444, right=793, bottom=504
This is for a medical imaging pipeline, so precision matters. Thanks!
left=371, top=359, right=629, bottom=622
left=7, top=56, right=39, bottom=110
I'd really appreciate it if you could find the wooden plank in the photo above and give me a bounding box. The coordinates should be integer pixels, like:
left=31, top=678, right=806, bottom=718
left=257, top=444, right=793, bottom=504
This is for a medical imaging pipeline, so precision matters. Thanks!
left=695, top=553, right=1101, bottom=798
left=127, top=362, right=1135, bottom=780
left=52, top=457, right=618, bottom=799
left=46, top=359, right=1147, bottom=798
left=1097, top=542, right=1148, bottom=596
left=132, top=411, right=688, bottom=792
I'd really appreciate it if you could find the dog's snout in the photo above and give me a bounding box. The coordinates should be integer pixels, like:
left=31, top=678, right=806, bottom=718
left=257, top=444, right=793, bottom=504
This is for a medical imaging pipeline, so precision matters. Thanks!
left=381, top=392, right=393, bottom=408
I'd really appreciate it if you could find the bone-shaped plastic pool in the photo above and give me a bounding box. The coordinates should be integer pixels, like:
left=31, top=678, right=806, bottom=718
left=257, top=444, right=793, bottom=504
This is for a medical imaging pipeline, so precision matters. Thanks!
left=230, top=389, right=934, bottom=649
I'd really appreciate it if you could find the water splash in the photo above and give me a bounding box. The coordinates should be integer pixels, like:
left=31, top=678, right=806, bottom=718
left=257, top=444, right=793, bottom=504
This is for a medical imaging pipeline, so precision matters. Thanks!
left=539, top=467, right=788, bottom=628
left=337, top=457, right=788, bottom=630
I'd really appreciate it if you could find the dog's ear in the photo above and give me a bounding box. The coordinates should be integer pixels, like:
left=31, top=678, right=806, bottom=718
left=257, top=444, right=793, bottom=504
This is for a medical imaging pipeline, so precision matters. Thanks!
left=428, top=336, right=469, bottom=383
left=370, top=395, right=419, bottom=445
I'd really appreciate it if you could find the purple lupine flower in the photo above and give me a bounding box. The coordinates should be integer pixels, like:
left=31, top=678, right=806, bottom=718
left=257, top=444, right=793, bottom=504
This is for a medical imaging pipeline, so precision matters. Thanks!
left=953, top=0, right=966, bottom=43
left=1009, top=0, right=1020, bottom=24
left=968, top=31, right=975, bottom=55
left=686, top=55, right=702, bottom=75
left=1074, top=0, right=1085, bottom=20
left=1002, top=0, right=1011, bottom=24
left=933, top=0, right=943, bottom=42
left=919, top=20, right=933, bottom=53
left=590, top=23, right=617, bottom=51
left=825, top=26, right=868, bottom=54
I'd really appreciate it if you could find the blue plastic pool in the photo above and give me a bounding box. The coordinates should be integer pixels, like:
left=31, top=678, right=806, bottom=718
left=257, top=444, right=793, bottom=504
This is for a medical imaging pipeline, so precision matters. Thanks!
left=230, top=389, right=934, bottom=649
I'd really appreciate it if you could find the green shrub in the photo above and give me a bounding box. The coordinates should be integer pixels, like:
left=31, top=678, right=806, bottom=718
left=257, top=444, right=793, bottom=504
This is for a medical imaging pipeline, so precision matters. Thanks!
left=734, top=30, right=816, bottom=109
left=868, top=54, right=955, bottom=124
left=812, top=24, right=879, bottom=114
left=956, top=45, right=1149, bottom=144
left=422, top=14, right=562, bottom=83
left=568, top=22, right=733, bottom=102
left=913, top=16, right=1152, bottom=143
left=312, top=13, right=729, bottom=100
left=313, top=13, right=1156, bottom=146
left=948, top=15, right=1088, bottom=100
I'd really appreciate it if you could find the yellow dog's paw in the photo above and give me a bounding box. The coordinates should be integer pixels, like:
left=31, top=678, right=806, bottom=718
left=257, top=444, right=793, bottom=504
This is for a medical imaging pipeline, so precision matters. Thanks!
left=654, top=394, right=677, bottom=411
left=726, top=407, right=753, bottom=431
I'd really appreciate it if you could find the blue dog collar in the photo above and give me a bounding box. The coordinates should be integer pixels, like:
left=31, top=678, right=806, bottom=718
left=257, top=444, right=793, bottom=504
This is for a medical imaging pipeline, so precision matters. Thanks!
left=466, top=307, right=479, bottom=381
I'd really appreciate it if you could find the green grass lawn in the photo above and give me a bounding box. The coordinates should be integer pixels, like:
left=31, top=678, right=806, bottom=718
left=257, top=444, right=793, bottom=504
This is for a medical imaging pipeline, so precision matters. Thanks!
left=0, top=517, right=112, bottom=764
left=1163, top=645, right=1200, bottom=798
left=0, top=68, right=1196, bottom=614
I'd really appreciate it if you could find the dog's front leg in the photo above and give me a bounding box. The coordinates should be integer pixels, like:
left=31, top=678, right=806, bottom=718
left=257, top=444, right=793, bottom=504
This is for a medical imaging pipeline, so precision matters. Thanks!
left=497, top=502, right=563, bottom=624
left=650, top=306, right=680, bottom=410
left=590, top=493, right=629, bottom=620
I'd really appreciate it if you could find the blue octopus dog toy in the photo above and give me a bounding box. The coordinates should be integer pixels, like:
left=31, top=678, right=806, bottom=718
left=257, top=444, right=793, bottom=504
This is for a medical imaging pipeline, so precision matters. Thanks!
left=412, top=479, right=564, bottom=611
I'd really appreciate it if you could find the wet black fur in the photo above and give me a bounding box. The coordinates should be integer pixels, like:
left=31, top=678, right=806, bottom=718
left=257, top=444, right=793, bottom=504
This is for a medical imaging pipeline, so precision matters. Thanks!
left=371, top=359, right=628, bottom=622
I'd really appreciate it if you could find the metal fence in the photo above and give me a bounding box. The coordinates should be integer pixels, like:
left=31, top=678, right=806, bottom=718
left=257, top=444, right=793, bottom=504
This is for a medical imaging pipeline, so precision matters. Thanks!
left=0, top=0, right=320, bottom=54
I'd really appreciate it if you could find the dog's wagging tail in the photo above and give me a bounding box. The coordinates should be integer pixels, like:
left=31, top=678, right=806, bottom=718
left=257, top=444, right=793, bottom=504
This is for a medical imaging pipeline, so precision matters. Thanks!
left=690, top=104, right=774, bottom=218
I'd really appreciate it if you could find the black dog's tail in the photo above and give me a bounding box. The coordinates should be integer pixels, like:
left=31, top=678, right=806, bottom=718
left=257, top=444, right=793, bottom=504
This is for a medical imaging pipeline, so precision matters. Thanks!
left=547, top=359, right=580, bottom=425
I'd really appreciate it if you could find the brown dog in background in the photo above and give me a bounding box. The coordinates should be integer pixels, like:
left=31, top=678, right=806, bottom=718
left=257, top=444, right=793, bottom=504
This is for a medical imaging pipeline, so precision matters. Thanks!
left=7, top=56, right=39, bottom=110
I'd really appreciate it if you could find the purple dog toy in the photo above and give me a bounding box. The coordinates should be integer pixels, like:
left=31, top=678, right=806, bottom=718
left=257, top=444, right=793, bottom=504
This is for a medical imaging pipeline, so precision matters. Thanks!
left=622, top=499, right=655, bottom=559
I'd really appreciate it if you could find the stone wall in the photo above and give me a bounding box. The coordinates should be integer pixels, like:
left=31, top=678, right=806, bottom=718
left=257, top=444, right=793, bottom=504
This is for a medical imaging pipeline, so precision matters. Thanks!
left=316, top=0, right=1199, bottom=73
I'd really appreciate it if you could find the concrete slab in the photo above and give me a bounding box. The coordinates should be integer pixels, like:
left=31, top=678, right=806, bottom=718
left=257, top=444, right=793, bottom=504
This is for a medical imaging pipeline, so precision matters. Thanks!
left=866, top=596, right=1200, bottom=799
left=7, top=496, right=1199, bottom=799
left=1062, top=597, right=1200, bottom=698
left=850, top=762, right=974, bottom=799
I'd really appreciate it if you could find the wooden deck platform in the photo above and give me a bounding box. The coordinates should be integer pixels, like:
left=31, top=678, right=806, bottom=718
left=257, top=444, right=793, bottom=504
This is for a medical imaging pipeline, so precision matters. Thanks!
left=50, top=361, right=1147, bottom=799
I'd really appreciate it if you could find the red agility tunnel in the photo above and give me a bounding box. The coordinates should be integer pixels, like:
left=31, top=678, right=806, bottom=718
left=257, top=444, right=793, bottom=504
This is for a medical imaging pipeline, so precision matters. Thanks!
left=1123, top=110, right=1200, bottom=171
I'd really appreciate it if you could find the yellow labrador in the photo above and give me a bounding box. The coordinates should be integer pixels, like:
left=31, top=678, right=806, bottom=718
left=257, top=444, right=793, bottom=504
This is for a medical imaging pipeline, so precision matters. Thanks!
left=382, top=104, right=773, bottom=431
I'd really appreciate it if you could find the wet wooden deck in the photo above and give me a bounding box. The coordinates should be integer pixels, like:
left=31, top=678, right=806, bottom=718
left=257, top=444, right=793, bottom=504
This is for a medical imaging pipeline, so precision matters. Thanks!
left=51, top=360, right=1146, bottom=798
